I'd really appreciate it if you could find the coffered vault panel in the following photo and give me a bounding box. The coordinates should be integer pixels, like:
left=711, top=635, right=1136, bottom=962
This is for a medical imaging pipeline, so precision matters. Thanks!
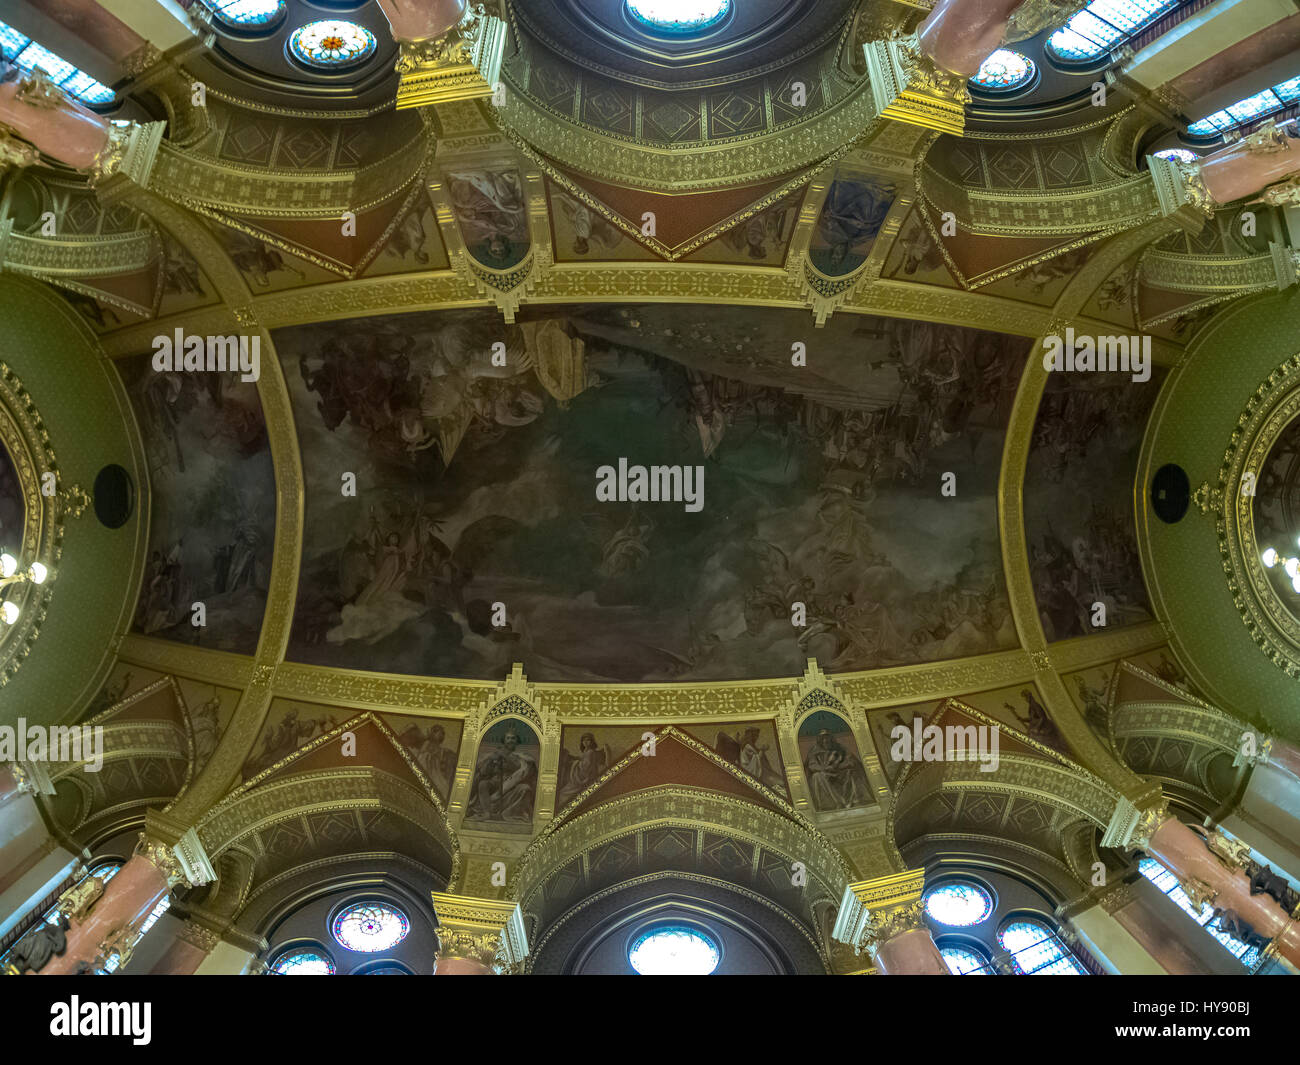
left=267, top=303, right=1029, bottom=683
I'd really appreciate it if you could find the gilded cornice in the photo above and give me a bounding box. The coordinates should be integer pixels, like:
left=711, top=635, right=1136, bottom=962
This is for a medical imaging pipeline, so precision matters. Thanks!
left=0, top=362, right=64, bottom=687
left=1046, top=620, right=1169, bottom=674
left=1140, top=249, right=1277, bottom=295
left=1, top=229, right=157, bottom=279
left=493, top=70, right=884, bottom=192
left=921, top=166, right=1159, bottom=237
left=1207, top=354, right=1300, bottom=679
left=513, top=787, right=852, bottom=918
left=147, top=135, right=428, bottom=218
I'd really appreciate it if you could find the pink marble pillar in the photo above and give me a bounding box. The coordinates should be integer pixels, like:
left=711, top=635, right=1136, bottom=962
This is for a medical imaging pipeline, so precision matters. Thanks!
left=434, top=955, right=494, bottom=974
left=1200, top=119, right=1300, bottom=204
left=40, top=853, right=170, bottom=975
left=917, top=0, right=1027, bottom=78
left=1146, top=816, right=1300, bottom=969
left=376, top=0, right=466, bottom=42
left=873, top=927, right=951, bottom=975
left=0, top=64, right=111, bottom=171
left=1267, top=737, right=1300, bottom=781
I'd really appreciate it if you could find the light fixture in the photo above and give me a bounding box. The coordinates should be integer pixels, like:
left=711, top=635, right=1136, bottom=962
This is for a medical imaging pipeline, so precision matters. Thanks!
left=1263, top=547, right=1278, bottom=567
left=0, top=549, right=52, bottom=624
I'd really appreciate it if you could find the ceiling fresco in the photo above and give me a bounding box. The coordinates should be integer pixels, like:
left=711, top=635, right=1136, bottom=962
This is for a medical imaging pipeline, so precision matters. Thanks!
left=273, top=303, right=1028, bottom=682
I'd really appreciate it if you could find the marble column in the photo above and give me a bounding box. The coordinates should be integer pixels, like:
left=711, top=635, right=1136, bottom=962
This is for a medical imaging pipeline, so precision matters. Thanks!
left=917, top=0, right=1028, bottom=78
left=0, top=64, right=112, bottom=171
left=1199, top=120, right=1300, bottom=206
left=833, top=870, right=950, bottom=975
left=377, top=0, right=466, bottom=43
left=1140, top=807, right=1300, bottom=972
left=430, top=892, right=529, bottom=974
left=40, top=839, right=181, bottom=975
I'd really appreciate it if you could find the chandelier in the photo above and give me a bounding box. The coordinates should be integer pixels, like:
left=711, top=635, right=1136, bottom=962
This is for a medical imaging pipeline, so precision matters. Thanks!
left=0, top=551, right=48, bottom=625
left=1261, top=545, right=1300, bottom=593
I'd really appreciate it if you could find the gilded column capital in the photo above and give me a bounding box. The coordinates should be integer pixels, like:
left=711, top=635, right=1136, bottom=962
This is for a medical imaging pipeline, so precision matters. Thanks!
left=135, top=834, right=185, bottom=888
left=832, top=869, right=929, bottom=959
left=863, top=33, right=971, bottom=137
left=1100, top=795, right=1170, bottom=850
left=0, top=128, right=38, bottom=171
left=91, top=120, right=166, bottom=204
left=395, top=4, right=506, bottom=111
left=144, top=811, right=217, bottom=887
left=431, top=892, right=530, bottom=974
left=1146, top=155, right=1215, bottom=226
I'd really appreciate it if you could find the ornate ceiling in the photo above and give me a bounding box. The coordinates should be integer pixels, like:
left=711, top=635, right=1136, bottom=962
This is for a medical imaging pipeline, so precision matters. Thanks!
left=2, top=0, right=1299, bottom=974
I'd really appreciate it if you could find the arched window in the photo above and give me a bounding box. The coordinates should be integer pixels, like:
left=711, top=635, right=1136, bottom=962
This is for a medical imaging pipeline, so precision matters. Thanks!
left=628, top=925, right=721, bottom=975
left=998, top=918, right=1086, bottom=974
left=1047, top=0, right=1183, bottom=64
left=1138, top=858, right=1262, bottom=968
left=1153, top=148, right=1197, bottom=163
left=924, top=881, right=994, bottom=926
left=331, top=901, right=410, bottom=953
left=626, top=1, right=732, bottom=34
left=940, top=945, right=990, bottom=975
left=270, top=946, right=336, bottom=975
left=0, top=20, right=115, bottom=105
left=288, top=20, right=377, bottom=69
left=970, top=50, right=1036, bottom=92
left=1186, top=77, right=1300, bottom=138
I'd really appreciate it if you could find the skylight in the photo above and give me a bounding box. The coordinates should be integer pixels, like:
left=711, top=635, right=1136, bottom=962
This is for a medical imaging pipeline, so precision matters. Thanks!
left=0, top=20, right=114, bottom=105
left=1187, top=76, right=1300, bottom=137
left=1047, top=0, right=1182, bottom=63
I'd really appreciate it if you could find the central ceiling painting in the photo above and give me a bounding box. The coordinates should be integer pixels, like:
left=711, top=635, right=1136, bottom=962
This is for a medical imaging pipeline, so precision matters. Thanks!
left=276, top=304, right=1029, bottom=682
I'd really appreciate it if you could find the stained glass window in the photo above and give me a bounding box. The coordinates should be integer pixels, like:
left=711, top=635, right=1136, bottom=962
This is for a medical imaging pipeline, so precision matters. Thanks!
left=1047, top=0, right=1181, bottom=63
left=1185, top=75, right=1300, bottom=139
left=627, top=0, right=731, bottom=33
left=970, top=50, right=1036, bottom=91
left=271, top=947, right=336, bottom=975
left=1274, top=77, right=1300, bottom=104
left=1138, top=858, right=1262, bottom=968
left=628, top=926, right=721, bottom=974
left=0, top=20, right=115, bottom=105
left=138, top=895, right=171, bottom=937
left=289, top=20, right=378, bottom=69
left=207, top=0, right=285, bottom=27
left=332, top=901, right=410, bottom=952
left=941, top=946, right=990, bottom=974
left=998, top=919, right=1086, bottom=974
left=924, top=881, right=994, bottom=926
left=1154, top=148, right=1196, bottom=163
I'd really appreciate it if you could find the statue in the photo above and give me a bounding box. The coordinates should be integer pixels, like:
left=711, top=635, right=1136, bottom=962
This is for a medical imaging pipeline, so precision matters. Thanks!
left=6, top=912, right=70, bottom=973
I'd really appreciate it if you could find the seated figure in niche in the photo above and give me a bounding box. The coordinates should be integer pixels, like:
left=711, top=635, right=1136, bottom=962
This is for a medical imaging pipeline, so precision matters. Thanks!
left=804, top=729, right=870, bottom=810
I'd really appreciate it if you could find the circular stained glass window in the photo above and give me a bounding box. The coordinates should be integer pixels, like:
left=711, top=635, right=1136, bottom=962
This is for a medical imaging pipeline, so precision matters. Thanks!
left=208, top=0, right=285, bottom=28
left=924, top=881, right=993, bottom=926
left=940, top=946, right=988, bottom=975
left=271, top=947, right=335, bottom=975
left=627, top=0, right=731, bottom=33
left=289, top=19, right=377, bottom=69
left=628, top=925, right=721, bottom=974
left=1154, top=148, right=1197, bottom=164
left=970, top=49, right=1036, bottom=92
left=332, top=901, right=410, bottom=953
